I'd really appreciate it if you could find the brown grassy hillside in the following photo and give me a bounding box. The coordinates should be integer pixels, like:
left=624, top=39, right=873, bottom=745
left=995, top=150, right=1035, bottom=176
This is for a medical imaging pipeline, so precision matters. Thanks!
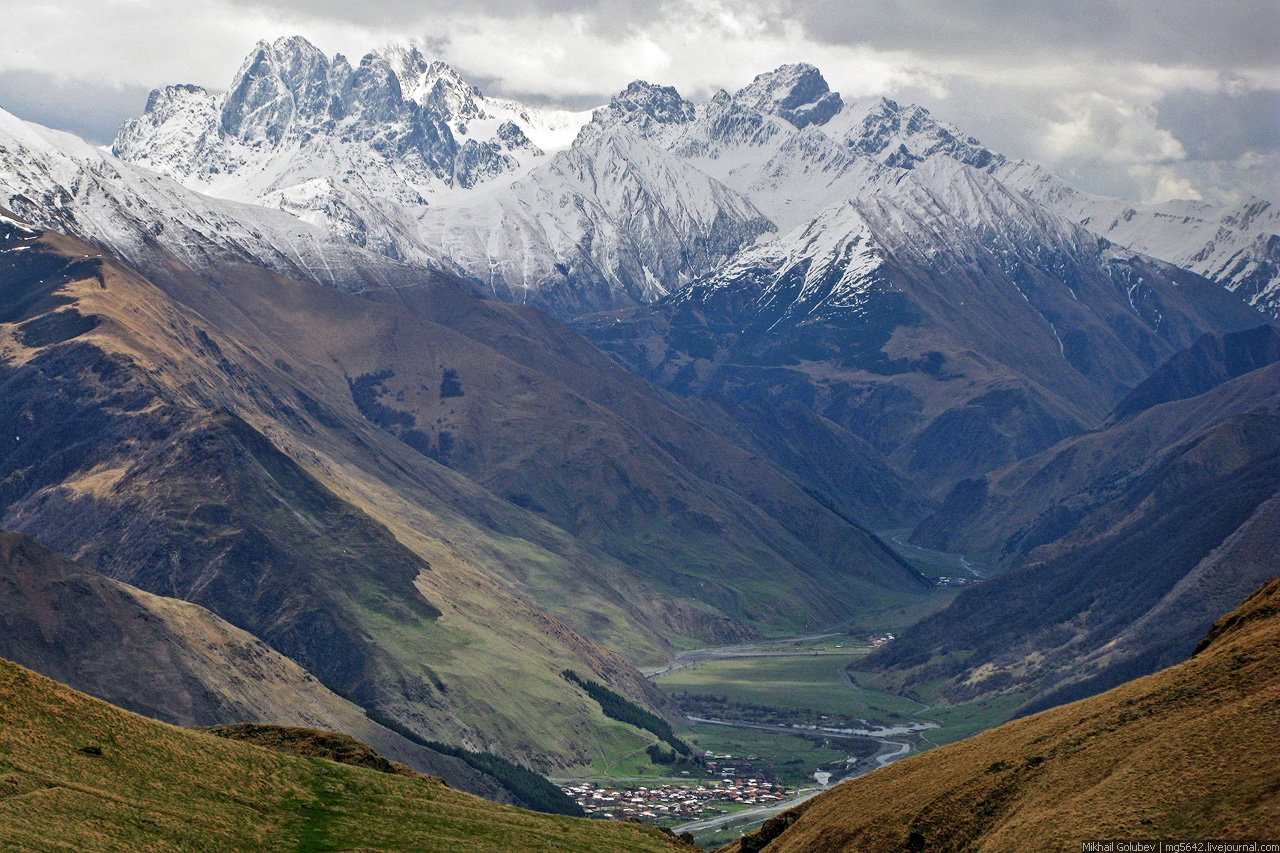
left=0, top=657, right=689, bottom=853
left=721, top=578, right=1280, bottom=852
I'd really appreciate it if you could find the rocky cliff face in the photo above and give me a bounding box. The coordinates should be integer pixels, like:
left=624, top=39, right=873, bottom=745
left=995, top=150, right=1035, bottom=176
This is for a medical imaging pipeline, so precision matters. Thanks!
left=734, top=63, right=844, bottom=129
left=113, top=36, right=529, bottom=197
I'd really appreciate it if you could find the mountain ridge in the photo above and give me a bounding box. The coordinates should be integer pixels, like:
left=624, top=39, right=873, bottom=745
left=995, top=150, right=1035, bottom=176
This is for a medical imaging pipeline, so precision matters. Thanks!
left=872, top=357, right=1280, bottom=713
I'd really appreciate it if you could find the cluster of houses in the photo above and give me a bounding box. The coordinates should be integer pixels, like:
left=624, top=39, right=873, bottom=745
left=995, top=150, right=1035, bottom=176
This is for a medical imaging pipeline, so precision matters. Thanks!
left=561, top=777, right=791, bottom=822
left=700, top=751, right=759, bottom=778
left=867, top=633, right=897, bottom=648
left=933, top=576, right=972, bottom=587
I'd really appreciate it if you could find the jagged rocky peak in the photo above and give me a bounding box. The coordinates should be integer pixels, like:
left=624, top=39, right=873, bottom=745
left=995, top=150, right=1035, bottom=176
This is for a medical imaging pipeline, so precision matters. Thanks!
left=141, top=84, right=215, bottom=120
left=593, top=80, right=696, bottom=131
left=109, top=34, right=562, bottom=205
left=496, top=120, right=537, bottom=153
left=421, top=61, right=487, bottom=123
left=380, top=43, right=430, bottom=93
left=845, top=97, right=997, bottom=170
left=270, top=35, right=333, bottom=107
left=340, top=52, right=405, bottom=125
left=692, top=88, right=780, bottom=151
left=734, top=63, right=844, bottom=129
left=382, top=45, right=486, bottom=123
left=111, top=82, right=221, bottom=176
left=213, top=36, right=427, bottom=146
left=220, top=36, right=336, bottom=144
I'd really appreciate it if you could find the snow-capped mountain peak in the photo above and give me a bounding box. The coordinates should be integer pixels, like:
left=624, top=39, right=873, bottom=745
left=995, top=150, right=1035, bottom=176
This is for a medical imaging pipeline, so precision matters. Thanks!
left=219, top=36, right=344, bottom=145
left=733, top=63, right=844, bottom=129
left=383, top=45, right=486, bottom=125
left=591, top=80, right=697, bottom=134
left=110, top=36, right=601, bottom=256
left=831, top=97, right=999, bottom=170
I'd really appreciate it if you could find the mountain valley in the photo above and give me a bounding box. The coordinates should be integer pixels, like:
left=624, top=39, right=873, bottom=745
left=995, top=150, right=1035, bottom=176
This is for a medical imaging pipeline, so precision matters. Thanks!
left=0, top=205, right=932, bottom=776
left=0, top=32, right=1276, bottom=849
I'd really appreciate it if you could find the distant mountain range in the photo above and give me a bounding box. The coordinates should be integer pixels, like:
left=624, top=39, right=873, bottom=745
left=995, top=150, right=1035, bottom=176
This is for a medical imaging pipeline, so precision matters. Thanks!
left=96, top=37, right=1280, bottom=320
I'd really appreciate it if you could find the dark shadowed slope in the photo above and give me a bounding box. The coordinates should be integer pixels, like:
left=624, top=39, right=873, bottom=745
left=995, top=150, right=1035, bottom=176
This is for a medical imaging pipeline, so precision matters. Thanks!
left=1106, top=323, right=1280, bottom=423
left=0, top=529, right=520, bottom=802
left=381, top=280, right=928, bottom=530
left=870, top=359, right=1280, bottom=713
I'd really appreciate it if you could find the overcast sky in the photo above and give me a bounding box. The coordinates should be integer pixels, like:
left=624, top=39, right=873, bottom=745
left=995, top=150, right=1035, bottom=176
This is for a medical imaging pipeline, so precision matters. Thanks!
left=2, top=0, right=1277, bottom=205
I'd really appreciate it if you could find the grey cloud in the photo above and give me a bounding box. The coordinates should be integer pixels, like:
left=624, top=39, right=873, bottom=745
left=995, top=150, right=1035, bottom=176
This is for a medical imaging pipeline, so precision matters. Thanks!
left=893, top=75, right=1280, bottom=202
left=227, top=0, right=662, bottom=31
left=0, top=70, right=152, bottom=145
left=472, top=81, right=610, bottom=110
left=787, top=0, right=1279, bottom=69
left=1156, top=88, right=1280, bottom=160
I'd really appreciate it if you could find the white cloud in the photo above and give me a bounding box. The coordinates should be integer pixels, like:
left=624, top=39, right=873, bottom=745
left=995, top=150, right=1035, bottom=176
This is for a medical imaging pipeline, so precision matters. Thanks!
left=1039, top=94, right=1186, bottom=167
left=1127, top=165, right=1204, bottom=204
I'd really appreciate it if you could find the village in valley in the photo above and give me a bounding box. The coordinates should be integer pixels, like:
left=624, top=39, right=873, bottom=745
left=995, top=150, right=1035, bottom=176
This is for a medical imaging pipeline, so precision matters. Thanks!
left=561, top=773, right=792, bottom=822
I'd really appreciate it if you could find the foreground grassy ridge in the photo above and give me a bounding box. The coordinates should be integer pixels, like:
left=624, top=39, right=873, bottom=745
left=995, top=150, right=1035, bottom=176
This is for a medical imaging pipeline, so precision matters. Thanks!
left=0, top=659, right=687, bottom=853
left=721, top=578, right=1280, bottom=852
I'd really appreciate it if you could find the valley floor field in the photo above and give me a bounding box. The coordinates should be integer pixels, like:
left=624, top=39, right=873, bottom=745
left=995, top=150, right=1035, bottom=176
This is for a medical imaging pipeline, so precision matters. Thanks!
left=551, top=536, right=1023, bottom=847
left=642, top=581, right=1028, bottom=847
left=647, top=643, right=1028, bottom=847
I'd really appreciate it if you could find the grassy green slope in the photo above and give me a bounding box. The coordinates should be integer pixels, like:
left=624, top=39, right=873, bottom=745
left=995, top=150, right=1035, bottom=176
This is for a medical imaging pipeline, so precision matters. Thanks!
left=0, top=657, right=688, bottom=853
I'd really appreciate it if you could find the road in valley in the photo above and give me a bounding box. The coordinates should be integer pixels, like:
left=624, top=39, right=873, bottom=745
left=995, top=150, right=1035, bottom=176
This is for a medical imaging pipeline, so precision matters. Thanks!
left=672, top=786, right=827, bottom=834
left=888, top=532, right=984, bottom=578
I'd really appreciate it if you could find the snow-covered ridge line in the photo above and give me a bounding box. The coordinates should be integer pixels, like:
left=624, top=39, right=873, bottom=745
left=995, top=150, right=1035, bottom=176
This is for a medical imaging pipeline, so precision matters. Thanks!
left=0, top=105, right=436, bottom=292
left=38, top=35, right=1280, bottom=319
left=992, top=160, right=1280, bottom=316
